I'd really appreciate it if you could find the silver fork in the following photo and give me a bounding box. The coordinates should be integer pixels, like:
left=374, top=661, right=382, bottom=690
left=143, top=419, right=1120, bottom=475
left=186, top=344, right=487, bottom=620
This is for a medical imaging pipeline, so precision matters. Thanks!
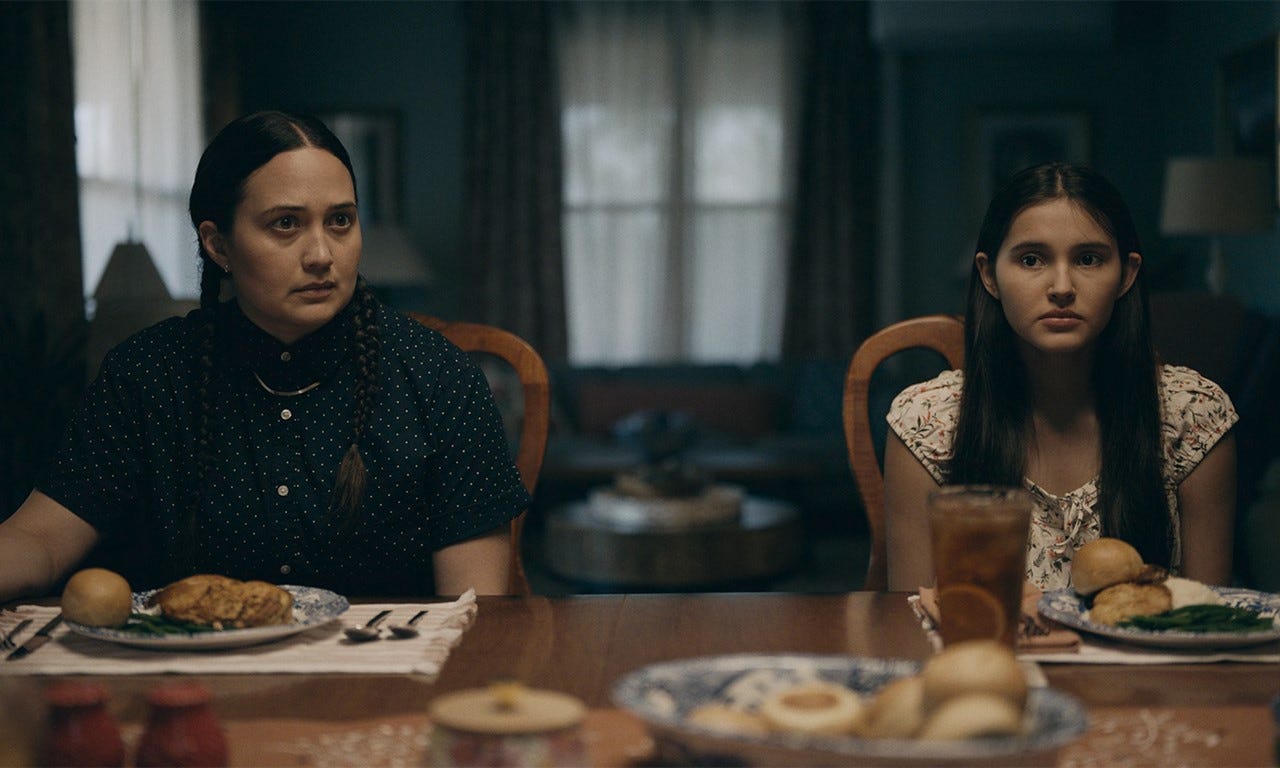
left=0, top=619, right=32, bottom=651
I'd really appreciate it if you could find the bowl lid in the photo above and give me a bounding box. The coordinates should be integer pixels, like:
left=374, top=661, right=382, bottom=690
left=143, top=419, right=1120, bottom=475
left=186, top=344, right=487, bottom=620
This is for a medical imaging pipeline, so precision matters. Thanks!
left=429, top=683, right=585, bottom=735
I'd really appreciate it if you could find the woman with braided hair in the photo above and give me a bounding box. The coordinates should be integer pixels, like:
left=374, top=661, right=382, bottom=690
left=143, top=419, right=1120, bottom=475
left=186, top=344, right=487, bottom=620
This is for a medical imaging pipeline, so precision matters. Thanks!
left=0, top=111, right=528, bottom=600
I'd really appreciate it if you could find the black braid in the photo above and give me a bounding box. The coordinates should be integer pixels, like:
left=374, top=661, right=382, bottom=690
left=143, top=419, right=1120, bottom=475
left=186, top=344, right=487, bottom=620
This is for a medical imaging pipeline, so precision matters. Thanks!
left=329, top=279, right=380, bottom=526
left=179, top=260, right=225, bottom=573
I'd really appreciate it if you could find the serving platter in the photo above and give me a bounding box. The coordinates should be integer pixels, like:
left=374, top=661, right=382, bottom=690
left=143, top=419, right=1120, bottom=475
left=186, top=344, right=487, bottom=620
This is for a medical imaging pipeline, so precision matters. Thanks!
left=64, top=585, right=348, bottom=650
left=612, top=653, right=1087, bottom=766
left=1038, top=586, right=1280, bottom=649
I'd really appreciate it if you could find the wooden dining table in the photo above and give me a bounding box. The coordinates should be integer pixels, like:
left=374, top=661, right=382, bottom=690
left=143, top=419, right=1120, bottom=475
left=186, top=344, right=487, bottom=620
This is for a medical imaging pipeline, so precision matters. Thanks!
left=6, top=591, right=1278, bottom=766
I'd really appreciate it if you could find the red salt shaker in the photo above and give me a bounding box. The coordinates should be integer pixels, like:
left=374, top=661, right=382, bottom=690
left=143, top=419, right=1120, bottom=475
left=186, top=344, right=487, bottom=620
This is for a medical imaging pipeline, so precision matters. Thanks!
left=44, top=681, right=126, bottom=767
left=135, top=681, right=228, bottom=767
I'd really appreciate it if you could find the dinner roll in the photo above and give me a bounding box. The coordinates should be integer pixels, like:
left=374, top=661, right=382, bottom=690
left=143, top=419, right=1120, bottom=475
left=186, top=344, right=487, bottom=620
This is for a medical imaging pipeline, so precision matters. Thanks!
left=758, top=681, right=865, bottom=736
left=859, top=675, right=926, bottom=739
left=685, top=704, right=771, bottom=737
left=917, top=693, right=1024, bottom=740
left=920, top=639, right=1027, bottom=710
left=1071, top=538, right=1144, bottom=596
left=61, top=568, right=133, bottom=628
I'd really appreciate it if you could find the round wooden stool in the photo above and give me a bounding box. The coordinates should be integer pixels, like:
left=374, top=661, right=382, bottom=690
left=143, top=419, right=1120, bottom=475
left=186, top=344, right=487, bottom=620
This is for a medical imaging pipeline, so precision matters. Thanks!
left=543, top=496, right=804, bottom=590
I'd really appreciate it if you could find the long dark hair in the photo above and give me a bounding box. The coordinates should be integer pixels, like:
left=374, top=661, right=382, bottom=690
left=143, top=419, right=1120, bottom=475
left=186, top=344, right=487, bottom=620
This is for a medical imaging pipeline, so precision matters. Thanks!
left=950, top=162, right=1170, bottom=566
left=186, top=111, right=380, bottom=552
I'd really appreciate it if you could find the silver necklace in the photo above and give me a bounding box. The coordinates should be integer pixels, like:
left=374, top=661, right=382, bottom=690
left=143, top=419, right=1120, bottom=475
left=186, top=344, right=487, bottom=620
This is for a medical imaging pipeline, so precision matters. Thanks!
left=252, top=371, right=321, bottom=397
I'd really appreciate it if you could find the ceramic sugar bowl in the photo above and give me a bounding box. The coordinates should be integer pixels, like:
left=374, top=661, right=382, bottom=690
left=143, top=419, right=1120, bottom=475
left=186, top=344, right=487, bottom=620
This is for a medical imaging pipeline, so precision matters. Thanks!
left=426, top=682, right=587, bottom=767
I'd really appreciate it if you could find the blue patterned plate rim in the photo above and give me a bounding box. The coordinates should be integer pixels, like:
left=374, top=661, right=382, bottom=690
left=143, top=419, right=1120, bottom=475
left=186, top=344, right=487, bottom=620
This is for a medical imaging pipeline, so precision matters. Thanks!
left=64, top=585, right=349, bottom=650
left=1038, top=586, right=1280, bottom=649
left=611, top=653, right=1088, bottom=761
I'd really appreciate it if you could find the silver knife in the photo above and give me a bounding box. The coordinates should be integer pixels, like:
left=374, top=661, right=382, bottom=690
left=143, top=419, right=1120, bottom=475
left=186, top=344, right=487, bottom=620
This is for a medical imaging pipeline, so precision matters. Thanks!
left=5, top=614, right=63, bottom=661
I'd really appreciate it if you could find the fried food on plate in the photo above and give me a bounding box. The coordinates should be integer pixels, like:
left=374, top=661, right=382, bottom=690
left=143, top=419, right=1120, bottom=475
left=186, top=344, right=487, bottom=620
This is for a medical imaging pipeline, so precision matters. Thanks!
left=1088, top=581, right=1172, bottom=626
left=155, top=574, right=293, bottom=629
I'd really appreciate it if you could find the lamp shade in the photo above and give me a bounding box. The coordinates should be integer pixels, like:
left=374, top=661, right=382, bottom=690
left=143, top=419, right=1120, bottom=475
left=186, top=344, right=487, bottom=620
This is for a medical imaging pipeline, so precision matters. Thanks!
left=359, top=226, right=432, bottom=287
left=1159, top=156, right=1274, bottom=236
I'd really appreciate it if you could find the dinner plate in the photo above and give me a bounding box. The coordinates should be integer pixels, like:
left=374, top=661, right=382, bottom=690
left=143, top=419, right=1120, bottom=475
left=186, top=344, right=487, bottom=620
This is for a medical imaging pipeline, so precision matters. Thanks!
left=1038, top=586, right=1280, bottom=649
left=612, top=654, right=1087, bottom=766
left=64, top=585, right=348, bottom=650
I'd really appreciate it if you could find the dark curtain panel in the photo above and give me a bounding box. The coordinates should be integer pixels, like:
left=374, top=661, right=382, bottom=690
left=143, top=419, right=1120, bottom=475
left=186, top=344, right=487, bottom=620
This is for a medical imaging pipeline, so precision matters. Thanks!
left=0, top=1, right=86, bottom=511
left=463, top=1, right=568, bottom=361
left=782, top=1, right=878, bottom=359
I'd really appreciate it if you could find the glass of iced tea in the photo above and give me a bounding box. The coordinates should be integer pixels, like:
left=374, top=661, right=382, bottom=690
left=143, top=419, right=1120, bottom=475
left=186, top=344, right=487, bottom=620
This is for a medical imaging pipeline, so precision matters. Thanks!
left=927, top=485, right=1033, bottom=648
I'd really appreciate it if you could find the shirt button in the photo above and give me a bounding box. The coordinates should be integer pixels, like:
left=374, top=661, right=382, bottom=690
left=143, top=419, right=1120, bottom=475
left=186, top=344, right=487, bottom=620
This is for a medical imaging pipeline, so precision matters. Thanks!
left=281, top=409, right=292, bottom=420
left=279, top=564, right=292, bottom=575
left=277, top=485, right=289, bottom=497
left=280, top=352, right=292, bottom=362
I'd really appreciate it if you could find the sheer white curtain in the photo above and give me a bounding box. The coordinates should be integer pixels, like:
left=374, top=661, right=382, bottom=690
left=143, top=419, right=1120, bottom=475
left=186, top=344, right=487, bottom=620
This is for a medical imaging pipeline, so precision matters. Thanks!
left=559, top=2, right=796, bottom=364
left=72, top=0, right=203, bottom=304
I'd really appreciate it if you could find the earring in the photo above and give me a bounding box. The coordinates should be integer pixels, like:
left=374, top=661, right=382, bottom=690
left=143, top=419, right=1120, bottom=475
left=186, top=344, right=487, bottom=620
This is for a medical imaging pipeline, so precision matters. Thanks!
left=222, top=263, right=232, bottom=275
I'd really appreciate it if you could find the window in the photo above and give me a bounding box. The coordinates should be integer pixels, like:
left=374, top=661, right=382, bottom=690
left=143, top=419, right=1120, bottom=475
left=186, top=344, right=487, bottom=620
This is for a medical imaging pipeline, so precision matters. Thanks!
left=72, top=0, right=203, bottom=305
left=559, top=2, right=797, bottom=364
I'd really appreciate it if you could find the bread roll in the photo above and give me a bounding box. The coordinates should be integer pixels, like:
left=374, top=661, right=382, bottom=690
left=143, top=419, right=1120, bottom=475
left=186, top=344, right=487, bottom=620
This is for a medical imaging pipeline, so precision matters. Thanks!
left=859, top=675, right=925, bottom=739
left=917, top=693, right=1024, bottom=740
left=920, top=639, right=1027, bottom=710
left=61, top=568, right=133, bottom=628
left=686, top=704, right=770, bottom=737
left=1071, top=538, right=1144, bottom=596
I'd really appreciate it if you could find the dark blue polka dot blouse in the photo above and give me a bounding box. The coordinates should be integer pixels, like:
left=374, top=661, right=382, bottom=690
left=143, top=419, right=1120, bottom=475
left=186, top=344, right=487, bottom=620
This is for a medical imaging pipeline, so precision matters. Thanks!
left=40, top=297, right=530, bottom=595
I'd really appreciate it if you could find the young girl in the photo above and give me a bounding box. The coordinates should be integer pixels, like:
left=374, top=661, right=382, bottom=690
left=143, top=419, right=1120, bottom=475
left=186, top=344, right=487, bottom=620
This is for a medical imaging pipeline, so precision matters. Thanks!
left=883, top=163, right=1237, bottom=592
left=0, top=111, right=529, bottom=600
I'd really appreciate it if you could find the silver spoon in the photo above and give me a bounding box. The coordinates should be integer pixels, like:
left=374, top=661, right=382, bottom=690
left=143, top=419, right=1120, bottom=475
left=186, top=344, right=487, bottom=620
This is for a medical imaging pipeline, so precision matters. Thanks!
left=343, top=609, right=392, bottom=642
left=388, top=609, right=430, bottom=639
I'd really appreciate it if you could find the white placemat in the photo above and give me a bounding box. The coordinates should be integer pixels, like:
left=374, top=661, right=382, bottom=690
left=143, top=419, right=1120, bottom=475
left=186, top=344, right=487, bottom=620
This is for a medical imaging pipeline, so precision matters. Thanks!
left=0, top=590, right=476, bottom=677
left=907, top=594, right=1280, bottom=664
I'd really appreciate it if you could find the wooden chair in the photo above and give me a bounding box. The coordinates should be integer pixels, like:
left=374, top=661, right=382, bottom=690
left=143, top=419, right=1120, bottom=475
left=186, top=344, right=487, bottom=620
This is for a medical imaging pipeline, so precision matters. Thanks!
left=408, top=313, right=550, bottom=595
left=842, top=315, right=964, bottom=591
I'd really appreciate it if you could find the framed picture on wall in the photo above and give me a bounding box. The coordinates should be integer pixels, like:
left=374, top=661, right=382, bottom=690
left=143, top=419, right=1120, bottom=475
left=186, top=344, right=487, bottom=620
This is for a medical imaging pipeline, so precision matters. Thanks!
left=969, top=110, right=1091, bottom=220
left=317, top=110, right=403, bottom=228
left=961, top=110, right=1091, bottom=277
left=1217, top=33, right=1279, bottom=209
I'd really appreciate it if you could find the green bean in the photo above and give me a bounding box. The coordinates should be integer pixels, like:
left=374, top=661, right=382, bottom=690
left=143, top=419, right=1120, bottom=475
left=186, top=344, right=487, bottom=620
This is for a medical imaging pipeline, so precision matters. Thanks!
left=119, top=612, right=220, bottom=635
left=1118, top=604, right=1275, bottom=633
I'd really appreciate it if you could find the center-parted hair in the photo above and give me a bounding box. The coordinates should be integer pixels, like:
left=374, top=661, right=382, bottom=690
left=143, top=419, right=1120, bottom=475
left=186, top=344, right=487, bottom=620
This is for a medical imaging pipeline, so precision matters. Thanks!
left=950, top=162, right=1170, bottom=566
left=185, top=111, right=379, bottom=564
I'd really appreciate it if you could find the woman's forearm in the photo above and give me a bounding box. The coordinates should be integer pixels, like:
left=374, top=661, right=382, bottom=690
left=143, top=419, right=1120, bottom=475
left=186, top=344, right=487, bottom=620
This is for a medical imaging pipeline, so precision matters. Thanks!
left=0, top=491, right=99, bottom=602
left=433, top=525, right=512, bottom=596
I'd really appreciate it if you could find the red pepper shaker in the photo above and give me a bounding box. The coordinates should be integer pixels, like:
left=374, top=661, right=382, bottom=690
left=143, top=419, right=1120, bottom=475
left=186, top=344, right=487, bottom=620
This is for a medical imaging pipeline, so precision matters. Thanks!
left=135, top=681, right=228, bottom=767
left=44, top=681, right=126, bottom=767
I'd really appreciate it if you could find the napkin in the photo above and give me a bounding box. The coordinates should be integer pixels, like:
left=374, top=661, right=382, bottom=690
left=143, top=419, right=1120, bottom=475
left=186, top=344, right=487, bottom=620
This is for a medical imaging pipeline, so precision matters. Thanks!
left=0, top=590, right=477, bottom=677
left=916, top=584, right=1082, bottom=652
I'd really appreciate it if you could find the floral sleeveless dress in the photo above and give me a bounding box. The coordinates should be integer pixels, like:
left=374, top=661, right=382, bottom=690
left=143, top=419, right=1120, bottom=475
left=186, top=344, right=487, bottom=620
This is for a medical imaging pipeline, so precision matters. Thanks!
left=886, top=365, right=1238, bottom=590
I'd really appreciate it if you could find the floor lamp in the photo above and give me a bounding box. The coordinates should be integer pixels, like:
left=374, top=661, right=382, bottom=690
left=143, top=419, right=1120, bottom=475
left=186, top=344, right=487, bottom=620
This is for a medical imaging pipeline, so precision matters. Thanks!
left=1159, top=156, right=1274, bottom=294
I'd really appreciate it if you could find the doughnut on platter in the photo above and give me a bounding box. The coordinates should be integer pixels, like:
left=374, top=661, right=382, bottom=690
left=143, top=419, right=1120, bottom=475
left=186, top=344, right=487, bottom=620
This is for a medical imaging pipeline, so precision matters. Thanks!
left=612, top=653, right=1086, bottom=766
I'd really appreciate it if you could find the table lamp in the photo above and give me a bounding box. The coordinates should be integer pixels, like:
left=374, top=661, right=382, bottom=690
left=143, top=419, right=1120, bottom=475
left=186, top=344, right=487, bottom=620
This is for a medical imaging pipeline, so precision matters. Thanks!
left=1159, top=156, right=1274, bottom=293
left=359, top=226, right=432, bottom=288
